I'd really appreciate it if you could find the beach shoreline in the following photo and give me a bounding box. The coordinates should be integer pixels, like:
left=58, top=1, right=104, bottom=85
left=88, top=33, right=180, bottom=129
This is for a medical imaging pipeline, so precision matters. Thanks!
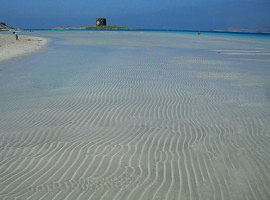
left=0, top=34, right=47, bottom=63
left=0, top=31, right=269, bottom=199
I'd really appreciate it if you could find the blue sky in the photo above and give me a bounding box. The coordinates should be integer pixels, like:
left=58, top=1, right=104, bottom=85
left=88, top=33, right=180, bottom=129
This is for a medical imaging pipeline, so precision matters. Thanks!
left=0, top=0, right=269, bottom=30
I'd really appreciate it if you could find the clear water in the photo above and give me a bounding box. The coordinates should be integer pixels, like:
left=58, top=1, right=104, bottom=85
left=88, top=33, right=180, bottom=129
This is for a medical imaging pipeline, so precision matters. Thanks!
left=0, top=31, right=270, bottom=200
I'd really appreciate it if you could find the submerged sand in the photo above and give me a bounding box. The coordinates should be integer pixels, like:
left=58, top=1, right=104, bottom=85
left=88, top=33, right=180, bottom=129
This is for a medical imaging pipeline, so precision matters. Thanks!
left=0, top=32, right=269, bottom=200
left=0, top=34, right=47, bottom=63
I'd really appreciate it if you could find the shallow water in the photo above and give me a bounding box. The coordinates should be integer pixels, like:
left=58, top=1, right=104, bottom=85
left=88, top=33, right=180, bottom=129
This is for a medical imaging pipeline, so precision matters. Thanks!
left=0, top=31, right=270, bottom=200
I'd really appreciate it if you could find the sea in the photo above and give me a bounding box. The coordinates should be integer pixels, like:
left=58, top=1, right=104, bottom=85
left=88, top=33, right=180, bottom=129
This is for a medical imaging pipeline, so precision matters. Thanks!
left=0, top=30, right=270, bottom=200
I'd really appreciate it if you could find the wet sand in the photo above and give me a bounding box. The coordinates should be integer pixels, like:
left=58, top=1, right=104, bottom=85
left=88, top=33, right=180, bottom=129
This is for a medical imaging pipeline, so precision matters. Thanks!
left=0, top=31, right=269, bottom=200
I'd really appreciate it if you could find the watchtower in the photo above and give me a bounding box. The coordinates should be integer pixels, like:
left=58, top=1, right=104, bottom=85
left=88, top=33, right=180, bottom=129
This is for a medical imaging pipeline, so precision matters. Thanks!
left=96, top=18, right=107, bottom=26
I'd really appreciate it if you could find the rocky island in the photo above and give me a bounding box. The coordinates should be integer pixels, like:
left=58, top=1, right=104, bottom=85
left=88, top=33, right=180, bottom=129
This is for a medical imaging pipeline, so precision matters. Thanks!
left=50, top=25, right=129, bottom=31
left=85, top=25, right=129, bottom=30
left=50, top=18, right=129, bottom=31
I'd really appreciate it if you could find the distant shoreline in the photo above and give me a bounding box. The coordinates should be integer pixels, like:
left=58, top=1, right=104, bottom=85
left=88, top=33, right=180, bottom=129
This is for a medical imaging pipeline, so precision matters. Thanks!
left=21, top=28, right=270, bottom=35
left=48, top=25, right=130, bottom=31
left=0, top=34, right=47, bottom=63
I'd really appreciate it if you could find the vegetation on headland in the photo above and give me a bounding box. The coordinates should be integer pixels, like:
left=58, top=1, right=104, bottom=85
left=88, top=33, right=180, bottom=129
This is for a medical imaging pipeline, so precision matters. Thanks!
left=85, top=26, right=129, bottom=30
left=0, top=22, right=13, bottom=30
left=50, top=25, right=130, bottom=31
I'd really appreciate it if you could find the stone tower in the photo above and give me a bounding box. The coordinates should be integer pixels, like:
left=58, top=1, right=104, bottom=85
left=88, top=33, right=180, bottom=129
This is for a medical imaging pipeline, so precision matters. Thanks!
left=96, top=18, right=107, bottom=26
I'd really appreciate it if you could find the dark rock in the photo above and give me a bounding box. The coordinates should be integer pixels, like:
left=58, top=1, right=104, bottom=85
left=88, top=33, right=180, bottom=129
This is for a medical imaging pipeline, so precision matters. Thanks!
left=96, top=18, right=107, bottom=26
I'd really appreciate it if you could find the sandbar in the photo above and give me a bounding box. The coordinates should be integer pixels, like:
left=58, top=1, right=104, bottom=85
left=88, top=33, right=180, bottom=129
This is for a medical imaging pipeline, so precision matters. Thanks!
left=0, top=34, right=47, bottom=63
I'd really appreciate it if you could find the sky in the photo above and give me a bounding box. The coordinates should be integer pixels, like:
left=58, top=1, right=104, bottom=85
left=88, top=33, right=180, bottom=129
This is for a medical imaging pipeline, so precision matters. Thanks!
left=0, top=0, right=270, bottom=30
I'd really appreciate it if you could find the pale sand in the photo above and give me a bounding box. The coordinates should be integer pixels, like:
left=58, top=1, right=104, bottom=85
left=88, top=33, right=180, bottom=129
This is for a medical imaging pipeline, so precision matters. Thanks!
left=0, top=34, right=47, bottom=63
left=0, top=32, right=269, bottom=200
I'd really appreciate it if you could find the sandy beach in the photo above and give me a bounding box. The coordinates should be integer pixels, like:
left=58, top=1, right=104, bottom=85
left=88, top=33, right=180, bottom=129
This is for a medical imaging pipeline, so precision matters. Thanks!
left=0, top=31, right=269, bottom=200
left=0, top=34, right=47, bottom=63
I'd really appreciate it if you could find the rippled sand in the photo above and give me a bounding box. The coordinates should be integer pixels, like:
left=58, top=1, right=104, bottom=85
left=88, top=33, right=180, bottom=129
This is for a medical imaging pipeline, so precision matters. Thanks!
left=0, top=31, right=270, bottom=200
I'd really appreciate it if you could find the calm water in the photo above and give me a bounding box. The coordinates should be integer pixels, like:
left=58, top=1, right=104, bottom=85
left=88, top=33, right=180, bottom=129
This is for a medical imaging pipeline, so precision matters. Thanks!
left=0, top=31, right=270, bottom=200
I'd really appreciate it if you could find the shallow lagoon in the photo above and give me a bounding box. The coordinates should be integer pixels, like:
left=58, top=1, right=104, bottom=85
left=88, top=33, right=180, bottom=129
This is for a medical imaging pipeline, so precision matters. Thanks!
left=0, top=31, right=270, bottom=199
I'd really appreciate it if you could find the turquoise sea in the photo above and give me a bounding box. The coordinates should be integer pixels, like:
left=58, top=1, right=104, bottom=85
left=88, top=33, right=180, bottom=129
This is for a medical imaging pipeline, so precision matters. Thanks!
left=0, top=30, right=270, bottom=200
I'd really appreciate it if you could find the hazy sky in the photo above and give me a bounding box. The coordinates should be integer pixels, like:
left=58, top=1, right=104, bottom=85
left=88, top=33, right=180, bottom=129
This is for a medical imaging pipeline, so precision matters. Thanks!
left=1, top=0, right=270, bottom=30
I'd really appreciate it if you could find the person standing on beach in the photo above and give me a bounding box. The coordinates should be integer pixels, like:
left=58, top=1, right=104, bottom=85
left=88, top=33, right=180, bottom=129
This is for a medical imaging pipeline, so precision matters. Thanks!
left=13, top=32, right=19, bottom=40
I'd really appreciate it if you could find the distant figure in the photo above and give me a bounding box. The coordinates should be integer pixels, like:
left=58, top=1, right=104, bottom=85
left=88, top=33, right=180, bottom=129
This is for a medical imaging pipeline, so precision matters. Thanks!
left=197, top=32, right=201, bottom=35
left=13, top=32, right=19, bottom=40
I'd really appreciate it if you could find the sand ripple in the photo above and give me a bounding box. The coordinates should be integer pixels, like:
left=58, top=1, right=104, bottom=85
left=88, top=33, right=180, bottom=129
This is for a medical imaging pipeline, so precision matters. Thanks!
left=0, top=32, right=270, bottom=199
